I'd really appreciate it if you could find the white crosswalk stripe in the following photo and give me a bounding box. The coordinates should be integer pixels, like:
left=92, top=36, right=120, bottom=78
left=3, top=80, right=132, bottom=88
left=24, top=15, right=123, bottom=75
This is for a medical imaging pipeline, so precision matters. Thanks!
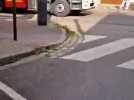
left=0, top=81, right=27, bottom=100
left=61, top=38, right=134, bottom=62
left=82, top=35, right=107, bottom=43
left=117, top=59, right=134, bottom=70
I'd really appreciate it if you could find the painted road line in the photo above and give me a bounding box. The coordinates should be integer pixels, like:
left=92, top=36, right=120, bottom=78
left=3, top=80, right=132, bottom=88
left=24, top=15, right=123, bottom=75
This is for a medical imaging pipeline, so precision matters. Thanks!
left=82, top=35, right=107, bottom=43
left=0, top=81, right=27, bottom=100
left=61, top=38, right=134, bottom=62
left=117, top=59, right=134, bottom=70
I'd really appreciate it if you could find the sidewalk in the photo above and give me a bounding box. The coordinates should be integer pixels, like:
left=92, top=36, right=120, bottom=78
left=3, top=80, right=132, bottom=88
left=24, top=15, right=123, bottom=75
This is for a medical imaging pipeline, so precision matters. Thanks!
left=0, top=15, right=66, bottom=65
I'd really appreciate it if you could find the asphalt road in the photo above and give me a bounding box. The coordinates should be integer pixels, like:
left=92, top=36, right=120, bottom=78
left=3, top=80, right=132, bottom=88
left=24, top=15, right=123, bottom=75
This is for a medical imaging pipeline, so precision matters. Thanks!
left=0, top=13, right=134, bottom=100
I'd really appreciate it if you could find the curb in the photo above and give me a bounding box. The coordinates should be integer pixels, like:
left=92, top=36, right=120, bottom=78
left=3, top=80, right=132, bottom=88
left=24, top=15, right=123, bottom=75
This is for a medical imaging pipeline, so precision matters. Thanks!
left=0, top=23, right=82, bottom=67
left=45, top=25, right=83, bottom=58
left=0, top=23, right=66, bottom=66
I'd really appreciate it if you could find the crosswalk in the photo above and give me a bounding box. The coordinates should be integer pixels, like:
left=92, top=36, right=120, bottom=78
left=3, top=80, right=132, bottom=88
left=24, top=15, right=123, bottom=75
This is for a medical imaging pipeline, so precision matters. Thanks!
left=61, top=35, right=134, bottom=70
left=0, top=81, right=27, bottom=100
left=82, top=35, right=107, bottom=43
left=117, top=59, right=134, bottom=70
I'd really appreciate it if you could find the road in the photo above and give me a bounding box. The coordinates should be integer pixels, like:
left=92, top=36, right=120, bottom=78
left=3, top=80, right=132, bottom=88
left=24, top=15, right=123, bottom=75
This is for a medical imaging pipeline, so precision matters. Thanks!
left=0, top=12, right=134, bottom=100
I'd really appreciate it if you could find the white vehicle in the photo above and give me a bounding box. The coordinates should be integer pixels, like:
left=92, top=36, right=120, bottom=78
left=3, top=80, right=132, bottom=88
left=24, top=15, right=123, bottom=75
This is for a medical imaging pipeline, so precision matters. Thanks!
left=29, top=0, right=95, bottom=17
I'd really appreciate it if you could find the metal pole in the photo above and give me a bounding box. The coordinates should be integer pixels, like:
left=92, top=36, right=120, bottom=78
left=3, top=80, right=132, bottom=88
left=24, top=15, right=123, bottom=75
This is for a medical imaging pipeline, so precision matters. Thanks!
left=12, top=0, right=17, bottom=41
left=38, top=0, right=47, bottom=25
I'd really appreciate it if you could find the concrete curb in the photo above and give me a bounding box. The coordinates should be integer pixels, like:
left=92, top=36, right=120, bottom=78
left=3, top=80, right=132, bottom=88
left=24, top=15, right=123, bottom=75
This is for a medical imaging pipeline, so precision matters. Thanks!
left=0, top=24, right=82, bottom=67
left=0, top=23, right=65, bottom=66
left=46, top=25, right=83, bottom=58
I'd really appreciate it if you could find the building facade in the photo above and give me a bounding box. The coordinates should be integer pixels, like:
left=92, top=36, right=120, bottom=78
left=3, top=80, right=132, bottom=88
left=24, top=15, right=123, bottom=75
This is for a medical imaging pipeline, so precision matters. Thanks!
left=101, top=0, right=122, bottom=4
left=95, top=0, right=134, bottom=6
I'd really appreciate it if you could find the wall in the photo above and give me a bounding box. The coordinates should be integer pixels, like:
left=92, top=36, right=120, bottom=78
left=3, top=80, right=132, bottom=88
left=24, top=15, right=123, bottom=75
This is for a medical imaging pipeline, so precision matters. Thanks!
left=130, top=0, right=134, bottom=3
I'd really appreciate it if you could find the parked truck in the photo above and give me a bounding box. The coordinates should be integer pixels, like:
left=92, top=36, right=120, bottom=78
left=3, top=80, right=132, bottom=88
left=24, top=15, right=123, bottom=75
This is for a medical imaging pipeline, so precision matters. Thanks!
left=3, top=0, right=95, bottom=16
left=46, top=0, right=95, bottom=16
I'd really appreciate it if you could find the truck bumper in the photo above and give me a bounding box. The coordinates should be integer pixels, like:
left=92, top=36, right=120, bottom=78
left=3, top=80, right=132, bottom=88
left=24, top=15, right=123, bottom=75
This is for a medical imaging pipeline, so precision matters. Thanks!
left=71, top=2, right=95, bottom=10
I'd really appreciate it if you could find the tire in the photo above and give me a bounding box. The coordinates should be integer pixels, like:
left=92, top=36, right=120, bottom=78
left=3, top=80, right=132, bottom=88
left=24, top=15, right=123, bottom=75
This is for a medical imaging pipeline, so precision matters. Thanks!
left=38, top=0, right=47, bottom=25
left=51, top=0, right=70, bottom=17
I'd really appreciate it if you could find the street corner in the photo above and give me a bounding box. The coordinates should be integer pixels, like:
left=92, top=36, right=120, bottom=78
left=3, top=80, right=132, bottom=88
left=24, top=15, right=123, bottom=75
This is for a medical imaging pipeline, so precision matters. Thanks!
left=47, top=26, right=83, bottom=58
left=0, top=19, right=68, bottom=66
left=0, top=20, right=83, bottom=67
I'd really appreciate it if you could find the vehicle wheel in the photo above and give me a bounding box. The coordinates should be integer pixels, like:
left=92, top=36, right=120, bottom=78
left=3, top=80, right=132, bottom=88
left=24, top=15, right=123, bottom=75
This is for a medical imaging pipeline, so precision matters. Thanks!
left=38, top=0, right=47, bottom=25
left=51, top=0, right=70, bottom=17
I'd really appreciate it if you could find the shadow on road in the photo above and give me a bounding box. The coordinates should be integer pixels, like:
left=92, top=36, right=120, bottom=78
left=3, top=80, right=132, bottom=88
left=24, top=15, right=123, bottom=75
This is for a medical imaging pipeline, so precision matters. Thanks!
left=73, top=12, right=134, bottom=38
left=69, top=11, right=93, bottom=16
